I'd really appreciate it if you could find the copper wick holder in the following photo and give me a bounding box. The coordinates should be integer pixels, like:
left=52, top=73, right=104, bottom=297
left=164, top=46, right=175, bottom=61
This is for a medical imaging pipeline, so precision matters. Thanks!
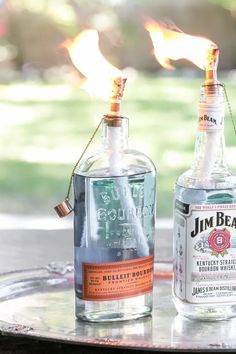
left=54, top=199, right=73, bottom=218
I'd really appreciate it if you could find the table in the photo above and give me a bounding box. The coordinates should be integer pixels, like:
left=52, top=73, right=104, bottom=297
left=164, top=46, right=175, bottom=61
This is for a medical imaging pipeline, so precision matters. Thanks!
left=0, top=228, right=236, bottom=353
left=0, top=228, right=172, bottom=272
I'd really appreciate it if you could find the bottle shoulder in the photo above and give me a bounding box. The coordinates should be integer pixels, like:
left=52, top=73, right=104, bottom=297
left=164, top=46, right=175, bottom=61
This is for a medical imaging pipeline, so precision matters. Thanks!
left=75, top=148, right=156, bottom=177
left=176, top=167, right=236, bottom=190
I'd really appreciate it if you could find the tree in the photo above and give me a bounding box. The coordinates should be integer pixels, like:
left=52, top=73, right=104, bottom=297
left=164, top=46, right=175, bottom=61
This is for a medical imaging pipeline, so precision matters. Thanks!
left=209, top=0, right=236, bottom=11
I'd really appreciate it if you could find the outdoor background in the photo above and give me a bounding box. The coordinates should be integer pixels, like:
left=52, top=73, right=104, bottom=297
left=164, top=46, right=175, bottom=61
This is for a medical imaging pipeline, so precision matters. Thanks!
left=1, top=0, right=236, bottom=221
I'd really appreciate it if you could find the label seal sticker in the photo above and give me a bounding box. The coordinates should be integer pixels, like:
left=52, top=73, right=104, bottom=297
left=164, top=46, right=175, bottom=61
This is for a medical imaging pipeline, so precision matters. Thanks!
left=198, top=103, right=224, bottom=131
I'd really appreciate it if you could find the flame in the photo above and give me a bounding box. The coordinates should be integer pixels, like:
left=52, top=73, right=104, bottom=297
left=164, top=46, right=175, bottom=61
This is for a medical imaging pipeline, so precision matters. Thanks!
left=145, top=19, right=218, bottom=70
left=63, top=29, right=121, bottom=100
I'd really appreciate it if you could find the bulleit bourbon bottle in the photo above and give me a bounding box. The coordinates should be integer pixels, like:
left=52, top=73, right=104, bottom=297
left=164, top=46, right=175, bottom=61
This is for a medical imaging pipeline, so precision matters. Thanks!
left=73, top=78, right=156, bottom=322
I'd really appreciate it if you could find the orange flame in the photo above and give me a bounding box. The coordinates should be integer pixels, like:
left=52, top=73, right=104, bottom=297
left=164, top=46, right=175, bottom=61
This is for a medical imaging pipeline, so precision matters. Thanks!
left=63, top=29, right=121, bottom=99
left=145, top=19, right=218, bottom=71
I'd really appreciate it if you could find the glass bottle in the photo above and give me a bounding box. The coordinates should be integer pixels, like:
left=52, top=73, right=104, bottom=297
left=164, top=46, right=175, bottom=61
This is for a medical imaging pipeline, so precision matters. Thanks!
left=173, top=84, right=236, bottom=320
left=73, top=78, right=156, bottom=322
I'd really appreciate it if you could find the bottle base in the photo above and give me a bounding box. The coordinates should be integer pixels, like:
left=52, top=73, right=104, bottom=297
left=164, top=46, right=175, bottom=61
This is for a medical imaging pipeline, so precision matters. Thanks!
left=76, top=308, right=152, bottom=323
left=173, top=296, right=236, bottom=321
left=75, top=294, right=152, bottom=322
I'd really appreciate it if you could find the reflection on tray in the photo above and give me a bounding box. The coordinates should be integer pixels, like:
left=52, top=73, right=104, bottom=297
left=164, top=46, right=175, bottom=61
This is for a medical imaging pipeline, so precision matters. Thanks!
left=171, top=314, right=236, bottom=349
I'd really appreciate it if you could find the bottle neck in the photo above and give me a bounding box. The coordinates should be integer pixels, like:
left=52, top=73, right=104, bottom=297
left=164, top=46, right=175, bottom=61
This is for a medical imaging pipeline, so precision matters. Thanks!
left=192, top=85, right=228, bottom=179
left=102, top=116, right=129, bottom=151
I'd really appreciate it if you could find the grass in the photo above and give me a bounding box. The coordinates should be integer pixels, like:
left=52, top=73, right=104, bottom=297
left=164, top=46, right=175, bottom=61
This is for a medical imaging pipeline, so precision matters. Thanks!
left=1, top=74, right=236, bottom=217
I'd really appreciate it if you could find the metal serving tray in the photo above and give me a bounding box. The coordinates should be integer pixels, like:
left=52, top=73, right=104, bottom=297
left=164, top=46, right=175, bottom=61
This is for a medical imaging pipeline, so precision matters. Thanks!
left=0, top=262, right=235, bottom=351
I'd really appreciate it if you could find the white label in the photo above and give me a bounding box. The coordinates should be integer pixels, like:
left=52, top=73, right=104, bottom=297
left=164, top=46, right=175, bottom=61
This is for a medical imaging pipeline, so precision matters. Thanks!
left=174, top=201, right=236, bottom=304
left=198, top=104, right=224, bottom=131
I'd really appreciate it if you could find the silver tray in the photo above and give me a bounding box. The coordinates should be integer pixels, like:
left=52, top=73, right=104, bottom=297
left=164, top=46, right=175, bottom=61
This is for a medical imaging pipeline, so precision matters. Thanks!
left=0, top=262, right=235, bottom=351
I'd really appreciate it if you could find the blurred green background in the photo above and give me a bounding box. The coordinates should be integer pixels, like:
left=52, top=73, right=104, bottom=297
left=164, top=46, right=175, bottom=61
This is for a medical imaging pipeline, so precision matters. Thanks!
left=1, top=0, right=236, bottom=218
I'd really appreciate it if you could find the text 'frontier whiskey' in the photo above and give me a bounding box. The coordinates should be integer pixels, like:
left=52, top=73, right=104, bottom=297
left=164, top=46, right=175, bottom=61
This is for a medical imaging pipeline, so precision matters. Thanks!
left=173, top=83, right=236, bottom=321
left=73, top=78, right=156, bottom=322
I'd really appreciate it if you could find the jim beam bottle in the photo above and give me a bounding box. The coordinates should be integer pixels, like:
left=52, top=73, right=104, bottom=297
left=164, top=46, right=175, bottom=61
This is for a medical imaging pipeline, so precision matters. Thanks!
left=173, top=83, right=236, bottom=320
left=73, top=78, right=156, bottom=322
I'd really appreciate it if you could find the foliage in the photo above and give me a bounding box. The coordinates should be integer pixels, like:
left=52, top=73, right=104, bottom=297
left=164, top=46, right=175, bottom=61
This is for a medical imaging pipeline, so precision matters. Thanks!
left=1, top=75, right=236, bottom=217
left=209, top=0, right=236, bottom=10
left=6, top=0, right=78, bottom=36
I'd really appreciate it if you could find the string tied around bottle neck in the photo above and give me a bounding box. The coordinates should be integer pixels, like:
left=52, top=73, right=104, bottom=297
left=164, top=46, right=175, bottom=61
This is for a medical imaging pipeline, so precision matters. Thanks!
left=54, top=116, right=104, bottom=218
left=201, top=82, right=236, bottom=135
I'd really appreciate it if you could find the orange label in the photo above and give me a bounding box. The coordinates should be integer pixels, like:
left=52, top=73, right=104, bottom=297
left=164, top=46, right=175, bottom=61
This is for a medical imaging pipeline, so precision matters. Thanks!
left=82, top=255, right=154, bottom=301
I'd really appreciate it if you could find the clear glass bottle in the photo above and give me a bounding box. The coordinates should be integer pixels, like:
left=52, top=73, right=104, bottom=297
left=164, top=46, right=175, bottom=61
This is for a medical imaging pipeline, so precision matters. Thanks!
left=73, top=78, right=156, bottom=322
left=173, top=84, right=236, bottom=320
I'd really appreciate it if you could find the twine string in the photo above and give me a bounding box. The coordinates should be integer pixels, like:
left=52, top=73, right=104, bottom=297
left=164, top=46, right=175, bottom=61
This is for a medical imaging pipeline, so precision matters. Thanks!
left=221, top=83, right=236, bottom=136
left=65, top=116, right=104, bottom=201
left=202, top=82, right=236, bottom=135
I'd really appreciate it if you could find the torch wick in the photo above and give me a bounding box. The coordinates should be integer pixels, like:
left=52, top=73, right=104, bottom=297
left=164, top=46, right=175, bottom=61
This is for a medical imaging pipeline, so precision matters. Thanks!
left=108, top=77, right=127, bottom=117
left=205, top=47, right=219, bottom=92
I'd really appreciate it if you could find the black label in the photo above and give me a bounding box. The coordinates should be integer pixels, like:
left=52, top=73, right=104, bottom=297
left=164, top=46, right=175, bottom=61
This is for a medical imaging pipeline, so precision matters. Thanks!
left=175, top=200, right=189, bottom=215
